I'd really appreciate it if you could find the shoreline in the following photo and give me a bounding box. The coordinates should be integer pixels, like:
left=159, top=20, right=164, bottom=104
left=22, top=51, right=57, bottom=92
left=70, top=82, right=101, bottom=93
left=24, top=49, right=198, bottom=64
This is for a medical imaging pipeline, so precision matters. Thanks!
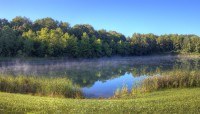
left=0, top=53, right=199, bottom=61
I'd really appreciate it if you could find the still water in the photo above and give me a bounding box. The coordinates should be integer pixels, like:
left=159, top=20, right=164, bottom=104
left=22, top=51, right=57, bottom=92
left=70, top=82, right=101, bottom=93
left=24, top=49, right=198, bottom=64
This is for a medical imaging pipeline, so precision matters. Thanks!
left=0, top=56, right=200, bottom=98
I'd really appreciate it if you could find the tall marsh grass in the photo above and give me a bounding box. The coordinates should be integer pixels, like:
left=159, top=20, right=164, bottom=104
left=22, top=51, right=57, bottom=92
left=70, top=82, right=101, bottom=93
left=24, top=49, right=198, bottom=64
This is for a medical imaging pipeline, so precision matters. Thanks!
left=139, top=70, right=200, bottom=93
left=115, top=70, right=200, bottom=97
left=114, top=84, right=129, bottom=98
left=0, top=76, right=82, bottom=98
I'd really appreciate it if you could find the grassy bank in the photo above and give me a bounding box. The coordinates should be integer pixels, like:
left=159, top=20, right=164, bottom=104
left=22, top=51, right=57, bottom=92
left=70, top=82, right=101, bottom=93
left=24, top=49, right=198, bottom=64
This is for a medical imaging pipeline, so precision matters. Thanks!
left=0, top=76, right=82, bottom=98
left=0, top=88, right=200, bottom=113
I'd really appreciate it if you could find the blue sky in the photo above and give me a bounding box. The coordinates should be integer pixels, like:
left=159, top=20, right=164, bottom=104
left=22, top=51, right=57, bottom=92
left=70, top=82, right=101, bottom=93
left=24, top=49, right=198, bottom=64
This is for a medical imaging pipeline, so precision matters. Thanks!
left=0, top=0, right=200, bottom=36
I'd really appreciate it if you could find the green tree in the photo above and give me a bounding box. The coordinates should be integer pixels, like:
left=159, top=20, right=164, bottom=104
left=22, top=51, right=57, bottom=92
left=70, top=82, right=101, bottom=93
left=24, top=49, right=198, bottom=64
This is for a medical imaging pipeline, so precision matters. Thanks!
left=11, top=16, right=32, bottom=36
left=58, top=22, right=70, bottom=33
left=0, top=26, right=18, bottom=56
left=70, top=24, right=96, bottom=39
left=1, top=17, right=200, bottom=57
left=22, top=30, right=35, bottom=56
left=65, top=35, right=79, bottom=57
left=79, top=32, right=92, bottom=58
left=49, top=28, right=66, bottom=56
left=195, top=42, right=200, bottom=53
left=93, top=38, right=102, bottom=57
left=117, top=40, right=123, bottom=55
left=102, top=42, right=112, bottom=56
left=156, top=35, right=173, bottom=52
left=33, top=17, right=58, bottom=31
left=36, top=27, right=50, bottom=56
left=0, top=18, right=10, bottom=28
left=110, top=40, right=117, bottom=55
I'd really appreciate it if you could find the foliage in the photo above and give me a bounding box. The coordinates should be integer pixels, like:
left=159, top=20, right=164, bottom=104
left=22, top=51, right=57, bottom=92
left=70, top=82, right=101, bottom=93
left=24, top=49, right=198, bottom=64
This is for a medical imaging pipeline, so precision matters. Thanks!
left=0, top=17, right=200, bottom=57
left=0, top=26, right=18, bottom=56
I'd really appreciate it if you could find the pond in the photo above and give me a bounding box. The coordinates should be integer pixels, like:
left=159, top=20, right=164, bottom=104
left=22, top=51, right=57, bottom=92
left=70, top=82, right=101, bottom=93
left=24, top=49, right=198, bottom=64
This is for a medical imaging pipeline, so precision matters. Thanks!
left=0, top=56, right=200, bottom=98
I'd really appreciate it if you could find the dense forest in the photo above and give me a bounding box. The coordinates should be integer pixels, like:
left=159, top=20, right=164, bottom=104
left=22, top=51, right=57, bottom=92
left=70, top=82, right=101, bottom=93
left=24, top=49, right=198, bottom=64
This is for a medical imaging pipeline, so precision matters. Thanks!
left=0, top=16, right=200, bottom=57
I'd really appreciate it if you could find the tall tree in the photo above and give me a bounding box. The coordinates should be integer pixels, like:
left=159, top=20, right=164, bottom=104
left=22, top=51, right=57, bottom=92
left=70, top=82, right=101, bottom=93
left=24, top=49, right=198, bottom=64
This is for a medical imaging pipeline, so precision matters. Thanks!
left=49, top=28, right=66, bottom=56
left=102, top=42, right=112, bottom=57
left=0, top=18, right=10, bottom=29
left=22, top=30, right=35, bottom=56
left=65, top=35, right=79, bottom=57
left=70, top=24, right=96, bottom=39
left=0, top=26, right=17, bottom=56
left=33, top=17, right=58, bottom=31
left=79, top=32, right=92, bottom=58
left=11, top=16, right=32, bottom=36
left=93, top=38, right=102, bottom=57
left=58, top=22, right=70, bottom=33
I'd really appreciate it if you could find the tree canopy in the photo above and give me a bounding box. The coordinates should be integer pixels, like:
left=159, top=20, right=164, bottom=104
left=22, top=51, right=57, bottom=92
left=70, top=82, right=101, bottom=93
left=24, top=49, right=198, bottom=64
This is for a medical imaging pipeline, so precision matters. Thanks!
left=0, top=17, right=200, bottom=58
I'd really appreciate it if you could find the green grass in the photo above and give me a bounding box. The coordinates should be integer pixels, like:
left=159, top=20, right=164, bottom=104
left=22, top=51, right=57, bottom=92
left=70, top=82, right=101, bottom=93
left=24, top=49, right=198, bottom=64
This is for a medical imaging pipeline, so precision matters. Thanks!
left=1, top=88, right=200, bottom=113
left=0, top=76, right=82, bottom=98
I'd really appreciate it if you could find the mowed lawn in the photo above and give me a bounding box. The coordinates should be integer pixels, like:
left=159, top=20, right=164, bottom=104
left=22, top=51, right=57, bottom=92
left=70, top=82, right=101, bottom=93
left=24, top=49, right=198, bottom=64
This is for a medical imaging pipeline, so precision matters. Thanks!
left=1, top=88, right=200, bottom=114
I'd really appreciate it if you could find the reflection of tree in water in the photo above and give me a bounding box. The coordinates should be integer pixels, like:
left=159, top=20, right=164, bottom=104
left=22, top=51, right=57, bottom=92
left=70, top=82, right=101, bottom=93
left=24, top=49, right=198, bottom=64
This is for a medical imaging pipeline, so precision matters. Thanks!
left=0, top=58, right=200, bottom=87
left=173, top=59, right=200, bottom=71
left=60, top=64, right=128, bottom=87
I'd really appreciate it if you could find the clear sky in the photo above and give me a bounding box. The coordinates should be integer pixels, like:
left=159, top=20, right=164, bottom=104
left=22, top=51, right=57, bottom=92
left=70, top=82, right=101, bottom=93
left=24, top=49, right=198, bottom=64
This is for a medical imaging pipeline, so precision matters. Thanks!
left=0, top=0, right=199, bottom=36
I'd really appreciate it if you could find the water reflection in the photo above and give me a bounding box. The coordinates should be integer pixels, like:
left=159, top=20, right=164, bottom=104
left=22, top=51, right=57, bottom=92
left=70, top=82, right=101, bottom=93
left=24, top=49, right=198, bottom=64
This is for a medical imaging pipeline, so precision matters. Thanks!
left=83, top=74, right=147, bottom=98
left=0, top=56, right=200, bottom=98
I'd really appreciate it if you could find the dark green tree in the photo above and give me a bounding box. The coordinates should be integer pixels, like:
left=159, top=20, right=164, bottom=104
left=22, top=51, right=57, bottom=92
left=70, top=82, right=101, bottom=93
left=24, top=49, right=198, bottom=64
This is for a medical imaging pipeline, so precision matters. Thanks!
left=33, top=17, right=58, bottom=31
left=22, top=30, right=35, bottom=56
left=65, top=35, right=79, bottom=57
left=102, top=42, right=112, bottom=56
left=11, top=16, right=32, bottom=36
left=0, top=26, right=18, bottom=56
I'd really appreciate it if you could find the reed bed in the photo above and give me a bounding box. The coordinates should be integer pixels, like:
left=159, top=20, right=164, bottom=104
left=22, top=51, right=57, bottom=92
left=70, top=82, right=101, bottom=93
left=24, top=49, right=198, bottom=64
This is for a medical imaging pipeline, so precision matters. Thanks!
left=139, top=70, right=200, bottom=92
left=0, top=76, right=82, bottom=98
left=115, top=70, right=200, bottom=97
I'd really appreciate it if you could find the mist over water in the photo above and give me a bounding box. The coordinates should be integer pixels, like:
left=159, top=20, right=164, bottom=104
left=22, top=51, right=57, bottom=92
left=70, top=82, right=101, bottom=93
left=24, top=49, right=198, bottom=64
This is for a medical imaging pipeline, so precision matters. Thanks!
left=0, top=56, right=200, bottom=98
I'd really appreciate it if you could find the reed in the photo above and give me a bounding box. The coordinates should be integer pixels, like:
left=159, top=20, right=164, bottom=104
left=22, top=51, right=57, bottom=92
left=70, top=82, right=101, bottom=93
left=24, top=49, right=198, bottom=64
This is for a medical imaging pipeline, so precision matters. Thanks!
left=131, top=70, right=200, bottom=95
left=114, top=84, right=129, bottom=98
left=115, top=70, right=200, bottom=97
left=0, top=76, right=82, bottom=98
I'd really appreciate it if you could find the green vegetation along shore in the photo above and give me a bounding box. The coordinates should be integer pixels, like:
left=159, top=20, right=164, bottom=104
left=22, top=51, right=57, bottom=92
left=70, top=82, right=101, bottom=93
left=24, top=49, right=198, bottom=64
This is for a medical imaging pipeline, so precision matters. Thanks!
left=115, top=70, right=200, bottom=98
left=1, top=69, right=200, bottom=113
left=1, top=88, right=200, bottom=113
left=0, top=76, right=82, bottom=98
left=140, top=70, right=200, bottom=91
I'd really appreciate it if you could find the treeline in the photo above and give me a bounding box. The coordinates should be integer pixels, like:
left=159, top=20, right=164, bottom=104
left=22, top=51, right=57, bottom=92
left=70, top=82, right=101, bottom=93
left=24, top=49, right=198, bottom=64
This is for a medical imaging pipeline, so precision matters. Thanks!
left=0, top=16, right=200, bottom=57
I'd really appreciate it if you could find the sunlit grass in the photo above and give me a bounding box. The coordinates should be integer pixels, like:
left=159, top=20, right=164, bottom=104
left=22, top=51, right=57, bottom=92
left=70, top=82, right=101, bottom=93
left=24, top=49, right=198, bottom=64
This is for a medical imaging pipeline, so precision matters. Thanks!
left=0, top=76, right=82, bottom=98
left=1, top=88, right=200, bottom=113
